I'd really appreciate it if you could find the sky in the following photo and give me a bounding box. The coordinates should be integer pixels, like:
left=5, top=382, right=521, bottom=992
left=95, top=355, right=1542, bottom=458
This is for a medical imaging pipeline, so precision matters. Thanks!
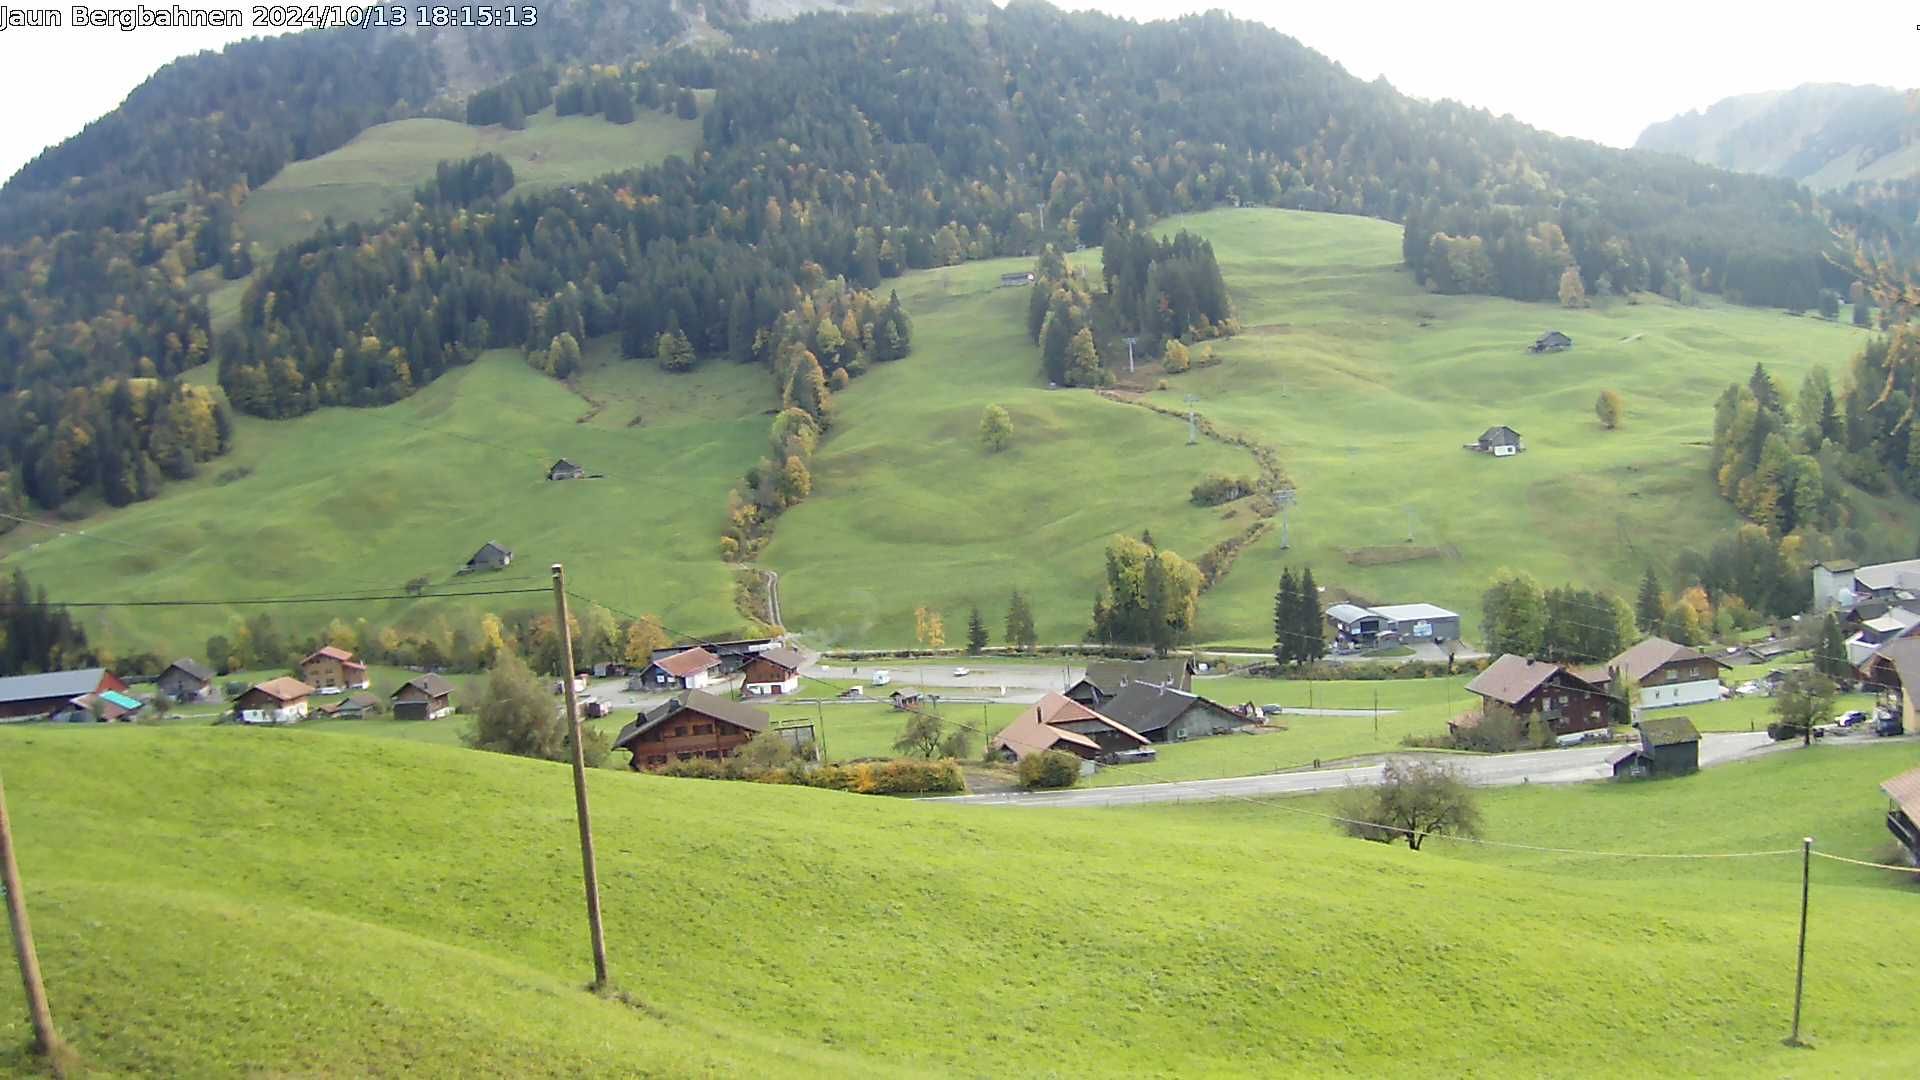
left=1, top=0, right=1916, bottom=186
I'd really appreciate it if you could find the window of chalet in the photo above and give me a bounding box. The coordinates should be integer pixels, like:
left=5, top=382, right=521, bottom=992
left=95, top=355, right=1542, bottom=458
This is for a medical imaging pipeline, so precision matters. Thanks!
left=673, top=726, right=687, bottom=737
left=693, top=723, right=712, bottom=735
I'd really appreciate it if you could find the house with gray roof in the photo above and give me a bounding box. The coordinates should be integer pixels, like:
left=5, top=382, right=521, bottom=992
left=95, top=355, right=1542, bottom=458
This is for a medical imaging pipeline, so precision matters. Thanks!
left=1098, top=682, right=1249, bottom=743
left=1064, top=658, right=1193, bottom=708
left=0, top=668, right=127, bottom=722
left=156, top=658, right=216, bottom=702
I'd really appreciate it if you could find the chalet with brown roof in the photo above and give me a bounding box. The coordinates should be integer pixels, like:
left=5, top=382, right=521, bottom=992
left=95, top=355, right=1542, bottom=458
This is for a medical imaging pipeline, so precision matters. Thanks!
left=989, top=692, right=1151, bottom=763
left=740, top=646, right=805, bottom=697
left=614, top=690, right=769, bottom=770
left=234, top=677, right=314, bottom=725
left=1463, top=654, right=1616, bottom=736
left=301, top=646, right=369, bottom=693
left=1577, top=637, right=1728, bottom=710
left=391, top=674, right=455, bottom=720
left=638, top=646, right=723, bottom=691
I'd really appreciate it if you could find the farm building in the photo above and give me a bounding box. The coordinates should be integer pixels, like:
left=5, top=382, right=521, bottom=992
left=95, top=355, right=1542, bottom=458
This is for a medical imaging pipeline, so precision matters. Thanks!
left=740, top=646, right=805, bottom=696
left=1865, top=638, right=1920, bottom=731
left=1813, top=557, right=1920, bottom=610
left=990, top=692, right=1152, bottom=763
left=391, top=674, right=455, bottom=720
left=318, top=692, right=383, bottom=719
left=1327, top=602, right=1461, bottom=646
left=1064, top=659, right=1193, bottom=708
left=1529, top=330, right=1572, bottom=353
left=462, top=541, right=514, bottom=573
left=1468, top=426, right=1525, bottom=456
left=1463, top=654, right=1617, bottom=736
left=0, top=668, right=128, bottom=722
left=613, top=690, right=769, bottom=770
left=999, top=271, right=1036, bottom=287
left=63, top=690, right=144, bottom=722
left=547, top=458, right=586, bottom=481
left=888, top=689, right=926, bottom=711
left=1578, top=637, right=1728, bottom=709
left=1610, top=715, right=1701, bottom=779
left=301, top=646, right=369, bottom=693
left=1881, top=765, right=1920, bottom=864
left=233, top=678, right=314, bottom=725
left=1099, top=682, right=1247, bottom=743
left=155, top=658, right=215, bottom=702
left=643, top=637, right=780, bottom=677
left=637, top=647, right=723, bottom=691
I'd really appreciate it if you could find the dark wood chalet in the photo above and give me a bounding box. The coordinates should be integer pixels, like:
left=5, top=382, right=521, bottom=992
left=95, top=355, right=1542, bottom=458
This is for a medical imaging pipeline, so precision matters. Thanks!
left=391, top=673, right=455, bottom=720
left=155, top=658, right=215, bottom=702
left=1463, top=654, right=1617, bottom=736
left=547, top=458, right=586, bottom=481
left=462, top=541, right=513, bottom=573
left=1610, top=715, right=1700, bottom=779
left=614, top=690, right=770, bottom=770
left=1529, top=330, right=1572, bottom=353
left=740, top=646, right=805, bottom=696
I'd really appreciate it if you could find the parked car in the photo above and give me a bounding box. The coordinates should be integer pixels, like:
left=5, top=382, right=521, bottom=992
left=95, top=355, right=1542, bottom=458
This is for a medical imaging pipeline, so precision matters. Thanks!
left=1260, top=704, right=1282, bottom=717
left=1836, top=710, right=1869, bottom=727
left=952, top=667, right=971, bottom=677
left=872, top=670, right=892, bottom=686
left=839, top=686, right=865, bottom=698
left=1877, top=712, right=1906, bottom=737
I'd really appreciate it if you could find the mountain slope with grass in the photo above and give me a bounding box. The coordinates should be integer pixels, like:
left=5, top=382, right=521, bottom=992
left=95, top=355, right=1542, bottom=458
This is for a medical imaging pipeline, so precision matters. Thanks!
left=1635, top=83, right=1919, bottom=189
left=3, top=727, right=1917, bottom=1075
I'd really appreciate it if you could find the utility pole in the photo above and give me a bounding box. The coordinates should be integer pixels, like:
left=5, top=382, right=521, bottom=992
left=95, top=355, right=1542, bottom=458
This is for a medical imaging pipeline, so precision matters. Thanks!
left=550, top=564, right=609, bottom=992
left=0, top=769, right=62, bottom=1065
left=815, top=698, right=827, bottom=763
left=1124, top=336, right=1139, bottom=374
left=1788, top=835, right=1813, bottom=1047
left=1184, top=395, right=1200, bottom=445
left=1275, top=488, right=1296, bottom=550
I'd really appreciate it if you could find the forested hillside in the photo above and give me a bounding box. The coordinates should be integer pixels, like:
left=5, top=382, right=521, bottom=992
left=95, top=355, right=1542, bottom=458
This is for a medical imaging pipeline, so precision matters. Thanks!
left=0, top=0, right=1877, bottom=520
left=1635, top=84, right=1918, bottom=190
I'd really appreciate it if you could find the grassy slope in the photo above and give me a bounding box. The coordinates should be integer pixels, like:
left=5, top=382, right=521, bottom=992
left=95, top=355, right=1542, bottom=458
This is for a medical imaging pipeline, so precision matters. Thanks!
left=239, top=109, right=701, bottom=254
left=766, top=257, right=1252, bottom=647
left=4, top=728, right=1918, bottom=1076
left=0, top=350, right=768, bottom=656
left=1130, top=209, right=1920, bottom=645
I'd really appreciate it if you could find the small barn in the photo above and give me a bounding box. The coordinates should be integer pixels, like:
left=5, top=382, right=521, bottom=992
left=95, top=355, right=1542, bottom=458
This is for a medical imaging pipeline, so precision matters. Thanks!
left=319, top=691, right=383, bottom=719
left=391, top=674, right=455, bottom=720
left=1470, top=426, right=1526, bottom=456
left=1611, top=715, right=1701, bottom=779
left=547, top=458, right=586, bottom=481
left=1530, top=330, right=1572, bottom=353
left=156, top=658, right=215, bottom=702
left=462, top=541, right=513, bottom=573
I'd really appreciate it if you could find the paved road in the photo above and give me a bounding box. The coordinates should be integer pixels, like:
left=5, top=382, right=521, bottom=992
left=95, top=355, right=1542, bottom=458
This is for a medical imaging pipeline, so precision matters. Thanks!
left=930, top=732, right=1785, bottom=807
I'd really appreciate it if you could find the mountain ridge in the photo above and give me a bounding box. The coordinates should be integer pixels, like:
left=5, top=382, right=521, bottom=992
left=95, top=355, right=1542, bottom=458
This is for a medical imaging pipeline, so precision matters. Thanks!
left=1635, top=82, right=1919, bottom=189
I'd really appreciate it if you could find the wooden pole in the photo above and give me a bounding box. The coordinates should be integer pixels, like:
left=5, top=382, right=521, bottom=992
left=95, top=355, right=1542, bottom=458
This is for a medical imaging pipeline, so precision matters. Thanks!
left=551, top=565, right=609, bottom=991
left=0, top=769, right=62, bottom=1063
left=1788, top=835, right=1812, bottom=1046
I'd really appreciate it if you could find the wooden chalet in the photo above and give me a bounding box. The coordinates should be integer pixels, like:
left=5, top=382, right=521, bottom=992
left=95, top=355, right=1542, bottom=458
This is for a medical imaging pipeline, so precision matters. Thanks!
left=1469, top=425, right=1525, bottom=456
left=1577, top=637, right=1728, bottom=710
left=988, top=692, right=1151, bottom=763
left=301, top=646, right=369, bottom=693
left=462, top=541, right=513, bottom=573
left=1610, top=715, right=1701, bottom=779
left=0, top=668, right=127, bottom=722
left=547, top=458, right=586, bottom=481
left=614, top=690, right=770, bottom=770
left=234, top=677, right=314, bottom=725
left=1463, top=654, right=1616, bottom=736
left=1064, top=659, right=1194, bottom=708
left=638, top=646, right=723, bottom=691
left=156, top=658, right=216, bottom=702
left=391, top=674, right=455, bottom=720
left=1880, top=764, right=1920, bottom=864
left=1098, top=681, right=1247, bottom=743
left=740, top=646, right=805, bottom=697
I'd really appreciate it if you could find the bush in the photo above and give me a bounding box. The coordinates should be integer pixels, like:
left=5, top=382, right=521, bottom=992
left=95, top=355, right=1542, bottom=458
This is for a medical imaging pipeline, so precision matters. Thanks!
left=656, top=756, right=963, bottom=794
left=1018, top=750, right=1081, bottom=789
left=1191, top=473, right=1256, bottom=506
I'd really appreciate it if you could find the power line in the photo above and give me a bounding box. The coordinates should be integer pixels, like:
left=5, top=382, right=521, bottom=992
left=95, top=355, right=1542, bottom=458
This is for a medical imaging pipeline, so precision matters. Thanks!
left=0, top=585, right=550, bottom=610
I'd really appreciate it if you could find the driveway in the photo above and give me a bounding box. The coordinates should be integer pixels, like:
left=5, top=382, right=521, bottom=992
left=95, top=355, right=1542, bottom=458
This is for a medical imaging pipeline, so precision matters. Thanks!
left=930, top=732, right=1785, bottom=808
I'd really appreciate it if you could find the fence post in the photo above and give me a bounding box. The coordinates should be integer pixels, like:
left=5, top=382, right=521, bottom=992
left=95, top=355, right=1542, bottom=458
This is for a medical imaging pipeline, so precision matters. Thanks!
left=1788, top=835, right=1812, bottom=1047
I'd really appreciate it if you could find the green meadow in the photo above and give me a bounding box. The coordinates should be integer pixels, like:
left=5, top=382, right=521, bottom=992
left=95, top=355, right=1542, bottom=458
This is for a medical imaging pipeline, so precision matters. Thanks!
left=238, top=109, right=701, bottom=254
left=0, top=350, right=769, bottom=656
left=4, top=727, right=1918, bottom=1075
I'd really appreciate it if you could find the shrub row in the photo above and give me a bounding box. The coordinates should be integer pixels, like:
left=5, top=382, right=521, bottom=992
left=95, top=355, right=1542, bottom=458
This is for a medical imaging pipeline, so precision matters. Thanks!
left=1246, top=657, right=1490, bottom=682
left=656, top=757, right=964, bottom=794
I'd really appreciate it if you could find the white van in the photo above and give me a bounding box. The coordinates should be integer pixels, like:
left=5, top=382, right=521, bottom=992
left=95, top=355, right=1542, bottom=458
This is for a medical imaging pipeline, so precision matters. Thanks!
left=872, top=670, right=892, bottom=686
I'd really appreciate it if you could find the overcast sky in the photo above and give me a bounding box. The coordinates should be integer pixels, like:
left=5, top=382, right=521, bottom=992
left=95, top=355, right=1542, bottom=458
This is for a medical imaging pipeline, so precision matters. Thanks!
left=1, top=1, right=1916, bottom=186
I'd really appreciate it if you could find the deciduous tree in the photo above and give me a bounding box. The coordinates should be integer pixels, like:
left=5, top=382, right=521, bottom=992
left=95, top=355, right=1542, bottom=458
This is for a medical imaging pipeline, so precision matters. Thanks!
left=1334, top=760, right=1483, bottom=851
left=979, top=403, right=1013, bottom=452
left=1595, top=388, right=1623, bottom=430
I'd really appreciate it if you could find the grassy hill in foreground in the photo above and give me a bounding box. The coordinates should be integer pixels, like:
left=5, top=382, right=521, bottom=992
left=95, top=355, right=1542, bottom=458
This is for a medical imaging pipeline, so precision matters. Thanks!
left=4, top=728, right=1918, bottom=1076
left=0, top=346, right=768, bottom=656
left=237, top=109, right=702, bottom=254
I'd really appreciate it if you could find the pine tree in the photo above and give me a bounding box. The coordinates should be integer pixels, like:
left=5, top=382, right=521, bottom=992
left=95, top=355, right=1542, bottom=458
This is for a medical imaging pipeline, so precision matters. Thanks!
left=1274, top=568, right=1298, bottom=665
left=1005, top=590, right=1037, bottom=650
left=966, top=606, right=988, bottom=654
left=1816, top=613, right=1849, bottom=679
left=1296, top=567, right=1325, bottom=663
left=1635, top=567, right=1664, bottom=634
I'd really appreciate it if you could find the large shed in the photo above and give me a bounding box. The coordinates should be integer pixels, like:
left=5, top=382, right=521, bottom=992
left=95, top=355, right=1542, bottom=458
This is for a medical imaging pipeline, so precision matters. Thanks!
left=1611, top=715, right=1701, bottom=779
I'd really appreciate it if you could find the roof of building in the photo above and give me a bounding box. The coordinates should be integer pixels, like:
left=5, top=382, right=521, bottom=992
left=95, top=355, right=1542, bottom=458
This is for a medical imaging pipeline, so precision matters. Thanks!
left=1099, top=681, right=1239, bottom=736
left=1325, top=602, right=1375, bottom=625
left=68, top=692, right=130, bottom=720
left=989, top=711, right=1100, bottom=759
left=655, top=646, right=721, bottom=678
left=1478, top=425, right=1522, bottom=443
left=1465, top=655, right=1566, bottom=706
left=1877, top=637, right=1920, bottom=688
left=749, top=646, right=806, bottom=674
left=1816, top=559, right=1860, bottom=573
left=469, top=541, right=512, bottom=562
left=304, top=645, right=357, bottom=664
left=1028, top=692, right=1150, bottom=744
left=1599, top=637, right=1731, bottom=684
left=164, top=658, right=214, bottom=683
left=99, top=690, right=143, bottom=711
left=393, top=673, right=455, bottom=699
left=1077, top=659, right=1191, bottom=696
left=323, top=691, right=383, bottom=714
left=0, top=668, right=110, bottom=705
left=1369, top=602, right=1459, bottom=623
left=1536, top=330, right=1571, bottom=343
left=246, top=677, right=314, bottom=703
left=1854, top=559, right=1920, bottom=594
left=1881, top=764, right=1920, bottom=827
left=550, top=458, right=580, bottom=470
left=614, top=689, right=770, bottom=748
left=1639, top=715, right=1700, bottom=748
